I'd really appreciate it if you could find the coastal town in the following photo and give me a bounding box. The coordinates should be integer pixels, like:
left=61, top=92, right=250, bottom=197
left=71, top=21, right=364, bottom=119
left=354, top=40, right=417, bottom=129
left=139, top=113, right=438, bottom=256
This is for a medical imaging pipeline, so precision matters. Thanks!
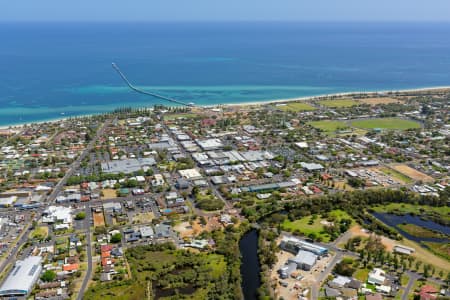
left=0, top=88, right=449, bottom=300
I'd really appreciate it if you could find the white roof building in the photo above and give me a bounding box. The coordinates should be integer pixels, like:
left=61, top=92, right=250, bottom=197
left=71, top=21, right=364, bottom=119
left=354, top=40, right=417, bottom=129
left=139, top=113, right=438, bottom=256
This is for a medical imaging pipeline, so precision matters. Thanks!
left=139, top=226, right=154, bottom=238
left=178, top=168, right=203, bottom=180
left=0, top=256, right=43, bottom=297
left=42, top=206, right=72, bottom=224
left=368, top=268, right=386, bottom=285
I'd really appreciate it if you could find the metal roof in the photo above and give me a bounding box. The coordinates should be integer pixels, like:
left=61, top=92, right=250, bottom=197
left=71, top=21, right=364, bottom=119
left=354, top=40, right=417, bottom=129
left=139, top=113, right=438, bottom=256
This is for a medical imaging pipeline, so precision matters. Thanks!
left=0, top=256, right=42, bottom=296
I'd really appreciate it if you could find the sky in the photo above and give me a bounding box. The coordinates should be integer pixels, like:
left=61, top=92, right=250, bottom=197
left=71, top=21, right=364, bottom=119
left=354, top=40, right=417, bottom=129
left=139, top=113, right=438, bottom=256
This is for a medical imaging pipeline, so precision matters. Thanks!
left=1, top=0, right=450, bottom=22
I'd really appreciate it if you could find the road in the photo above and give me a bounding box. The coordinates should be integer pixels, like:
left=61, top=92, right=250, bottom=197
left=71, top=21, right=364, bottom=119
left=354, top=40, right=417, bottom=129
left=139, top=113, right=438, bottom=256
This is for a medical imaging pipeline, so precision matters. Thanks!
left=311, top=252, right=343, bottom=300
left=77, top=203, right=93, bottom=300
left=402, top=272, right=420, bottom=300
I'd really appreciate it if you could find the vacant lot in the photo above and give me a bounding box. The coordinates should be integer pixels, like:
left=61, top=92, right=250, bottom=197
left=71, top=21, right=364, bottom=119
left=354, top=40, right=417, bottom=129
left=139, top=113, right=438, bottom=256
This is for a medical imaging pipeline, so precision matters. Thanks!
left=132, top=212, right=154, bottom=224
left=351, top=118, right=421, bottom=130
left=391, top=164, right=433, bottom=182
left=378, top=166, right=413, bottom=184
left=308, top=120, right=349, bottom=134
left=318, top=99, right=360, bottom=108
left=101, top=188, right=117, bottom=200
left=359, top=97, right=403, bottom=105
left=93, top=212, right=105, bottom=227
left=32, top=226, right=49, bottom=240
left=276, top=102, right=316, bottom=112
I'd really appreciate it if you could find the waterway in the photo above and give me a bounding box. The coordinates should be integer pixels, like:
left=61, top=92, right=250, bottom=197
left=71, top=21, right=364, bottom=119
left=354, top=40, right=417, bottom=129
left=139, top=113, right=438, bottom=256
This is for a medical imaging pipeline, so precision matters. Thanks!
left=372, top=212, right=450, bottom=243
left=239, top=229, right=261, bottom=300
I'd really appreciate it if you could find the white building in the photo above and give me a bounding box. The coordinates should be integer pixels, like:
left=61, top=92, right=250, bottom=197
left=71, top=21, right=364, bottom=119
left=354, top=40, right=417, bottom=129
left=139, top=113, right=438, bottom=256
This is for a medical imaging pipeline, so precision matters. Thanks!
left=42, top=206, right=72, bottom=224
left=0, top=256, right=43, bottom=297
left=178, top=168, right=203, bottom=180
left=368, top=268, right=386, bottom=285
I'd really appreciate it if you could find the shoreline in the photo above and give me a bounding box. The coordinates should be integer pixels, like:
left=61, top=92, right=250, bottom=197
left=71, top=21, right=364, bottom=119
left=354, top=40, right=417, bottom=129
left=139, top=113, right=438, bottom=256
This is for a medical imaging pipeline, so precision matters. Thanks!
left=1, top=85, right=449, bottom=130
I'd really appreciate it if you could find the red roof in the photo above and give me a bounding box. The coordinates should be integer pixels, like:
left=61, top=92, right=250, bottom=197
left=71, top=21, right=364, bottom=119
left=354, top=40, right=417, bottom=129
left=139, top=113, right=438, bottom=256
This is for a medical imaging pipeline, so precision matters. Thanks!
left=63, top=263, right=79, bottom=272
left=101, top=245, right=113, bottom=252
left=420, top=285, right=438, bottom=294
left=101, top=251, right=111, bottom=258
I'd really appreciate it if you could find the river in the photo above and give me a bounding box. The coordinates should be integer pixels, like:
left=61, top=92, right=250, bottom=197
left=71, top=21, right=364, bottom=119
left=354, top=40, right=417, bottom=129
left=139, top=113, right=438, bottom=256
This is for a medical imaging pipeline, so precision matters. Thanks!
left=372, top=212, right=450, bottom=243
left=239, top=229, right=261, bottom=300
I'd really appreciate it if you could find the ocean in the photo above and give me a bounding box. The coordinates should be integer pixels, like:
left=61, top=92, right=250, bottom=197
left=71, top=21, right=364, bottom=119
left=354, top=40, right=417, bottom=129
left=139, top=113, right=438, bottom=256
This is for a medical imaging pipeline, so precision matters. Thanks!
left=0, top=22, right=449, bottom=126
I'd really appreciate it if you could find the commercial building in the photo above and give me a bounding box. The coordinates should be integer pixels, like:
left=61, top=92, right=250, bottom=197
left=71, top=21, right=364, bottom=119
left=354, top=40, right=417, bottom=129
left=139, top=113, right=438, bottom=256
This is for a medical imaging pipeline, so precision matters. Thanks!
left=0, top=256, right=43, bottom=297
left=178, top=168, right=202, bottom=180
left=101, top=158, right=156, bottom=174
left=288, top=250, right=318, bottom=271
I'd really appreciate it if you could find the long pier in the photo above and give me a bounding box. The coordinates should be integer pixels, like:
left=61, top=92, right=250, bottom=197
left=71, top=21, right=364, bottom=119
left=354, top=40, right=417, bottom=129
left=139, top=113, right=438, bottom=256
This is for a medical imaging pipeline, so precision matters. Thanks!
left=112, top=63, right=195, bottom=107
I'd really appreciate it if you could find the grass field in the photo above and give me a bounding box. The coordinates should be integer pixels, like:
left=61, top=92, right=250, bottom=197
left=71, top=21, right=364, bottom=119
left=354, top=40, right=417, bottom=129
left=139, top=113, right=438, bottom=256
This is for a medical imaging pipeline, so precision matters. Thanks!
left=276, top=102, right=316, bottom=112
left=308, top=120, right=349, bottom=134
left=398, top=224, right=447, bottom=239
left=359, top=97, right=403, bottom=105
left=351, top=118, right=421, bottom=130
left=422, top=242, right=450, bottom=261
left=378, top=166, right=413, bottom=184
left=31, top=226, right=48, bottom=240
left=318, top=99, right=360, bottom=108
left=353, top=268, right=369, bottom=282
left=282, top=209, right=353, bottom=243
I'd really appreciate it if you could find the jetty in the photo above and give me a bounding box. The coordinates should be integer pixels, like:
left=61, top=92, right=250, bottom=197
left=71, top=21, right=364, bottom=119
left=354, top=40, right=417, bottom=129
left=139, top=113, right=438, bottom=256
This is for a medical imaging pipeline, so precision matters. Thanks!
left=112, top=63, right=195, bottom=107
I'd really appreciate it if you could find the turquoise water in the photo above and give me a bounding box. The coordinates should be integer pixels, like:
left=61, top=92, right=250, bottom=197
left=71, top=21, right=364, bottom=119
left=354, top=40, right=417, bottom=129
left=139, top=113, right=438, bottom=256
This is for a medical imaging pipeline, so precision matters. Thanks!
left=1, top=22, right=450, bottom=126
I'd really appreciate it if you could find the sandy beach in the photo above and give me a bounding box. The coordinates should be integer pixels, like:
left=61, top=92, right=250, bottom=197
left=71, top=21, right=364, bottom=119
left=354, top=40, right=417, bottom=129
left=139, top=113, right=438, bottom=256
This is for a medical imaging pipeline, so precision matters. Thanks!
left=1, top=85, right=449, bottom=130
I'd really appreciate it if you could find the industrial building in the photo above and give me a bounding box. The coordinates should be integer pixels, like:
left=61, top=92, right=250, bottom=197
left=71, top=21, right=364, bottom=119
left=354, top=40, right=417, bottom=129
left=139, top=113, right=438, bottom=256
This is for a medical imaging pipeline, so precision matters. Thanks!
left=0, top=256, right=43, bottom=297
left=288, top=250, right=318, bottom=271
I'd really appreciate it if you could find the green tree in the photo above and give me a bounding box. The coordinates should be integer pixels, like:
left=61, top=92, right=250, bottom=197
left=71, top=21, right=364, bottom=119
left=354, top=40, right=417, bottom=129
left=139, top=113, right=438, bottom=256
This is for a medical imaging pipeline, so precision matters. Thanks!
left=110, top=233, right=122, bottom=243
left=41, top=270, right=57, bottom=282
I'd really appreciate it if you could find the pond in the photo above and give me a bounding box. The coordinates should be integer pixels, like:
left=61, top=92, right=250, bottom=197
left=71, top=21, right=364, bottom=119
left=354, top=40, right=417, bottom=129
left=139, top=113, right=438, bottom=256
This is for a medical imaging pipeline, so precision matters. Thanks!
left=239, top=229, right=261, bottom=300
left=372, top=212, right=450, bottom=243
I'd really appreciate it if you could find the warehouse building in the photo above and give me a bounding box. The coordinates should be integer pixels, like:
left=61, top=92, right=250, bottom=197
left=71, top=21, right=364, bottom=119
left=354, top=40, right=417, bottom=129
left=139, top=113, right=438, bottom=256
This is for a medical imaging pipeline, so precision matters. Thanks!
left=0, top=256, right=43, bottom=297
left=288, top=250, right=318, bottom=271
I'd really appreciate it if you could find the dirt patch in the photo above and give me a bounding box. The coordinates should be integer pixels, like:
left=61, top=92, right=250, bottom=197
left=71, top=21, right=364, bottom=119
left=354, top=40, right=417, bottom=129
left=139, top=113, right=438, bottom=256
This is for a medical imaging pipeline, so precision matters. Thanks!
left=174, top=217, right=223, bottom=239
left=391, top=164, right=434, bottom=182
left=101, top=188, right=117, bottom=200
left=132, top=212, right=154, bottom=224
left=349, top=225, right=395, bottom=251
left=359, top=97, right=403, bottom=105
left=93, top=212, right=105, bottom=227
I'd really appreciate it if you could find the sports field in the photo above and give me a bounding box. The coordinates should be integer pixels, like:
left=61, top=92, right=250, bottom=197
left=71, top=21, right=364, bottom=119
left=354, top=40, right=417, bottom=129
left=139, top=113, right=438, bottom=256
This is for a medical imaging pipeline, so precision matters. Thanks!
left=351, top=118, right=420, bottom=130
left=318, top=99, right=360, bottom=108
left=308, top=120, right=349, bottom=133
left=276, top=102, right=316, bottom=112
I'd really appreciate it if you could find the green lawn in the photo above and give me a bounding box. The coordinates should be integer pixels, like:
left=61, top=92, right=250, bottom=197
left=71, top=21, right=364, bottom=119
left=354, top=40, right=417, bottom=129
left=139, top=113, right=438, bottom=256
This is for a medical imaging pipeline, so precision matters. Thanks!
left=351, top=118, right=421, bottom=130
left=282, top=209, right=353, bottom=243
left=308, top=120, right=349, bottom=134
left=353, top=268, right=369, bottom=282
left=276, top=102, right=316, bottom=112
left=318, top=99, right=360, bottom=108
